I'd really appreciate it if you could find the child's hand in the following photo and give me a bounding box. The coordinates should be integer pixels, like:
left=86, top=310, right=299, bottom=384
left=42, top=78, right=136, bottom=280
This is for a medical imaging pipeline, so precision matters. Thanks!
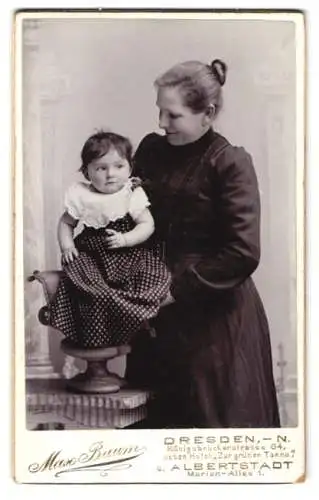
left=61, top=246, right=79, bottom=265
left=105, top=229, right=126, bottom=249
left=161, top=291, right=175, bottom=307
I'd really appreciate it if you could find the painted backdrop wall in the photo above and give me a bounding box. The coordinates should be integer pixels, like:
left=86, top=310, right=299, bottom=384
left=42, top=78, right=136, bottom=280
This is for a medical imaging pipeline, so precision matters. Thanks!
left=23, top=17, right=298, bottom=423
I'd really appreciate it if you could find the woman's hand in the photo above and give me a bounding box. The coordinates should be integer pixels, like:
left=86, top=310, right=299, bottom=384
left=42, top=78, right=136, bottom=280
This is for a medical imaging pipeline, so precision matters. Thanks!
left=105, top=229, right=127, bottom=249
left=61, top=246, right=79, bottom=265
left=161, top=291, right=175, bottom=307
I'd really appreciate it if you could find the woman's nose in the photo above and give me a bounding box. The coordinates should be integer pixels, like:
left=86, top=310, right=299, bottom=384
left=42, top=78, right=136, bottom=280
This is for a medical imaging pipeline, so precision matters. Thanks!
left=159, top=112, right=168, bottom=129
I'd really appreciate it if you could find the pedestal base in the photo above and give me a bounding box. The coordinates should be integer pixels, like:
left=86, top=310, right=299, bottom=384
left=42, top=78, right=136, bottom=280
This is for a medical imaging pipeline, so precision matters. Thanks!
left=65, top=372, right=123, bottom=394
left=61, top=341, right=131, bottom=394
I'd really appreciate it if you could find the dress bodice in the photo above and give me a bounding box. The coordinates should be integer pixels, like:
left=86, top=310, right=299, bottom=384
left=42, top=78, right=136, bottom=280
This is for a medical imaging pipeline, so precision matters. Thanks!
left=135, top=129, right=229, bottom=260
left=134, top=128, right=261, bottom=299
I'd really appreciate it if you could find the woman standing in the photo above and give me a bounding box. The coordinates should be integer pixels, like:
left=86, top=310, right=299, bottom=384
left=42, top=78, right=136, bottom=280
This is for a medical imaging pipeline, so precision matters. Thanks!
left=126, top=59, right=280, bottom=428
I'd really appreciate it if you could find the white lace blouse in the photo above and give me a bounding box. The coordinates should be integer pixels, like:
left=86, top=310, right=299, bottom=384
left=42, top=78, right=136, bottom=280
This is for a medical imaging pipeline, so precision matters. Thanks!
left=64, top=179, right=150, bottom=229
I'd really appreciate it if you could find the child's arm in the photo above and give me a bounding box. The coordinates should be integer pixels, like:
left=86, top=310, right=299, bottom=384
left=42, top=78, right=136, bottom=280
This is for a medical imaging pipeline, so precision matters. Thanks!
left=58, top=212, right=79, bottom=264
left=106, top=208, right=155, bottom=249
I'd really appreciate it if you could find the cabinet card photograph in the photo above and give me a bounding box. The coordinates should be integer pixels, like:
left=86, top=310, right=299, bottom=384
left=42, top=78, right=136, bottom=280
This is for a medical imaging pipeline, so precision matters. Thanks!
left=13, top=10, right=306, bottom=484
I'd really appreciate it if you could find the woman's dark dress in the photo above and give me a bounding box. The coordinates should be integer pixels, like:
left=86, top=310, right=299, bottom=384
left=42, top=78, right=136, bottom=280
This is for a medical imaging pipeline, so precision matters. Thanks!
left=126, top=128, right=280, bottom=428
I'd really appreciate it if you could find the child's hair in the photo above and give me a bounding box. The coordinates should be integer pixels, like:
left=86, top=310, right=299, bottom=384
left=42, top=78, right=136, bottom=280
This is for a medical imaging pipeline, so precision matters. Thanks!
left=80, top=130, right=133, bottom=180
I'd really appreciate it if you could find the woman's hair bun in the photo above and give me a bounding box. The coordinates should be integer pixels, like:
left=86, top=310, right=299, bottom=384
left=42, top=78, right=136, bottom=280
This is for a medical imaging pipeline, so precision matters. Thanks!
left=210, top=59, right=227, bottom=86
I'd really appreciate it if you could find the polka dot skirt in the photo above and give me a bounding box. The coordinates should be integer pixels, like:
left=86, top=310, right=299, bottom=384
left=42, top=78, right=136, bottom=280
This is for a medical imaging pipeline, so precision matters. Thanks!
left=49, top=216, right=171, bottom=348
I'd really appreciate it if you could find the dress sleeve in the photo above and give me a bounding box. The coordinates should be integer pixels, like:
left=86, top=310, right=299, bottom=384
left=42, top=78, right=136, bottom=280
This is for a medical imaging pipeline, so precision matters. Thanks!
left=171, top=146, right=261, bottom=301
left=64, top=183, right=82, bottom=220
left=128, top=186, right=151, bottom=219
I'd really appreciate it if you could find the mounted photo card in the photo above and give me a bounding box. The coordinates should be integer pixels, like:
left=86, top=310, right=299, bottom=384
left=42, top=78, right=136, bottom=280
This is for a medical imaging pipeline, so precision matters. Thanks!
left=13, top=9, right=306, bottom=484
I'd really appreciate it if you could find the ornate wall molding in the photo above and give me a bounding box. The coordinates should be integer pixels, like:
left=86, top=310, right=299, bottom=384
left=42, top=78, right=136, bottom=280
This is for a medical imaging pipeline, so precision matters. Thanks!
left=23, top=19, right=59, bottom=378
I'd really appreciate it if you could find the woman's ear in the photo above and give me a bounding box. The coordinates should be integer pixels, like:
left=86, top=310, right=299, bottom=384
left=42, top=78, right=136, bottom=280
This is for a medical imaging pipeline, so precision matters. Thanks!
left=202, top=104, right=216, bottom=126
left=207, top=104, right=216, bottom=119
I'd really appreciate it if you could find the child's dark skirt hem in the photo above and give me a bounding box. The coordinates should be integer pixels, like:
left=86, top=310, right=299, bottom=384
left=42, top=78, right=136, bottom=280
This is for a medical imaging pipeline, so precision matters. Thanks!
left=49, top=219, right=171, bottom=348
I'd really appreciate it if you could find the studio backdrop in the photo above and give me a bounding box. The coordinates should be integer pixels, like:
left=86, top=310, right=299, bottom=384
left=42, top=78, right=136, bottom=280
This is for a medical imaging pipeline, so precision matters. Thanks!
left=22, top=16, right=298, bottom=426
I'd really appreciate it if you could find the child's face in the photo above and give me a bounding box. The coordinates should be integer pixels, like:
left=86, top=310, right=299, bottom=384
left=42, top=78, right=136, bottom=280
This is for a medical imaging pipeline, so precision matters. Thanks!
left=87, top=147, right=131, bottom=194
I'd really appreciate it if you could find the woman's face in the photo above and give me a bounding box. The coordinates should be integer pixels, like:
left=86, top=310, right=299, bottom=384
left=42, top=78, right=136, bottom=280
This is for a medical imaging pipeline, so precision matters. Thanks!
left=156, top=86, right=210, bottom=145
left=87, top=147, right=131, bottom=194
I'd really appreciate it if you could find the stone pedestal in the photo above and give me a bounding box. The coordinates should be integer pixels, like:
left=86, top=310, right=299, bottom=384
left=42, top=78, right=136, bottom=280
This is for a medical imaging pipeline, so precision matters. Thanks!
left=61, top=341, right=131, bottom=394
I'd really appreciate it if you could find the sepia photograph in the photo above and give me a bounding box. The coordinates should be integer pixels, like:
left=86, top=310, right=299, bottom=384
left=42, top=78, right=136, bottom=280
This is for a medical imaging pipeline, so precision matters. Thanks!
left=13, top=10, right=305, bottom=483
